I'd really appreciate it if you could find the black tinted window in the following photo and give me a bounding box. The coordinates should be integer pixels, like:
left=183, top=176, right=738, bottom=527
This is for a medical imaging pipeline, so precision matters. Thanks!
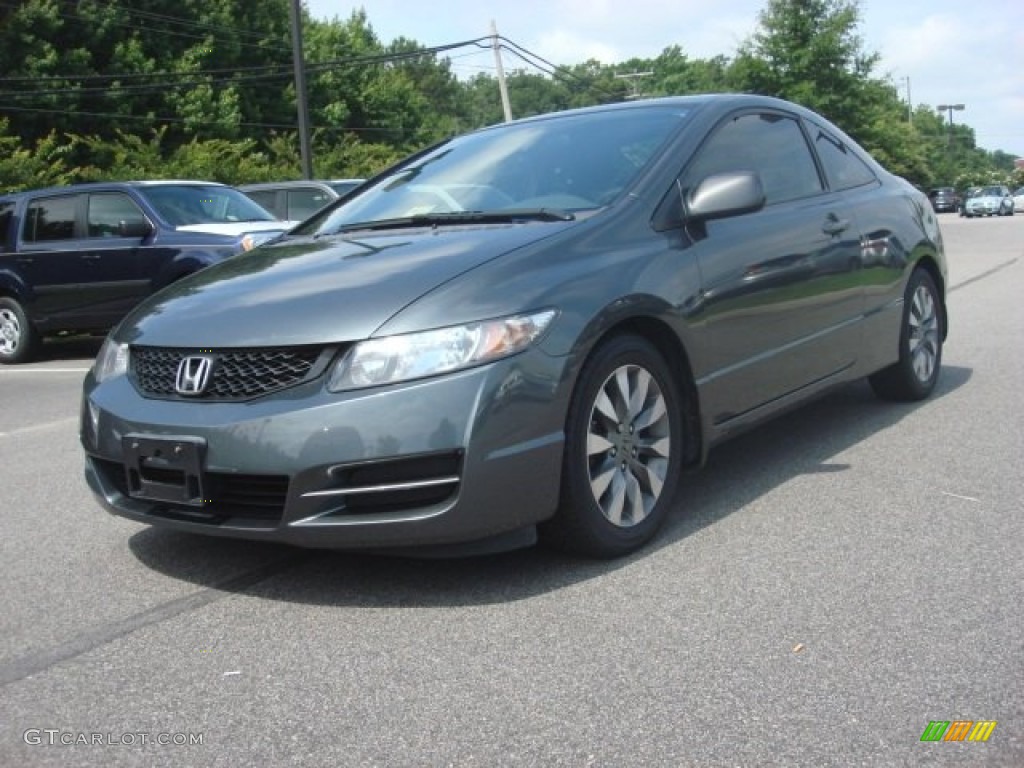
left=24, top=196, right=77, bottom=242
left=684, top=112, right=823, bottom=205
left=0, top=201, right=14, bottom=252
left=88, top=193, right=147, bottom=237
left=812, top=123, right=877, bottom=190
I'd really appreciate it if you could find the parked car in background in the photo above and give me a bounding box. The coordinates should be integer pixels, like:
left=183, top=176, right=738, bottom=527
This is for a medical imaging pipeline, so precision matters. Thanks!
left=963, top=185, right=1014, bottom=217
left=81, top=94, right=947, bottom=559
left=958, top=187, right=980, bottom=216
left=239, top=179, right=365, bottom=221
left=928, top=186, right=959, bottom=213
left=0, top=180, right=292, bottom=363
left=1012, top=187, right=1024, bottom=212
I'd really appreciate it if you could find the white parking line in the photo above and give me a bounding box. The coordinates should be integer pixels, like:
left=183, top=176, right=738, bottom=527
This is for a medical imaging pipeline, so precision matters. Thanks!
left=0, top=417, right=79, bottom=439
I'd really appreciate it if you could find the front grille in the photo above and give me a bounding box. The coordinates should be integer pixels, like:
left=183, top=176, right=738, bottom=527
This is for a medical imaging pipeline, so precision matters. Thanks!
left=131, top=345, right=336, bottom=401
left=93, top=457, right=289, bottom=524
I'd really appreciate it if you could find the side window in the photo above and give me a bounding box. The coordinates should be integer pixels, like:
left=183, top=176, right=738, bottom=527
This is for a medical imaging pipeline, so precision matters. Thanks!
left=287, top=188, right=331, bottom=220
left=810, top=122, right=877, bottom=190
left=87, top=193, right=147, bottom=238
left=245, top=190, right=278, bottom=216
left=683, top=112, right=823, bottom=205
left=24, top=196, right=77, bottom=243
left=0, top=201, right=14, bottom=252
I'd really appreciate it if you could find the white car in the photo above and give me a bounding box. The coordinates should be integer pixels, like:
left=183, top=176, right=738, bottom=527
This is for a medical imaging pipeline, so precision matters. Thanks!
left=963, top=185, right=1014, bottom=217
left=1012, top=187, right=1024, bottom=212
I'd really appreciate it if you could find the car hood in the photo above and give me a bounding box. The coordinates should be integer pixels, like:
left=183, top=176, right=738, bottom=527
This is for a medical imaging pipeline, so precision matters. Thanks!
left=118, top=223, right=574, bottom=347
left=967, top=195, right=1003, bottom=204
left=175, top=221, right=297, bottom=236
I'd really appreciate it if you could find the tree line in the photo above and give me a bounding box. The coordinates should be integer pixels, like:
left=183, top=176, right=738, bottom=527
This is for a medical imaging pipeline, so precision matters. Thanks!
left=1, top=0, right=1021, bottom=194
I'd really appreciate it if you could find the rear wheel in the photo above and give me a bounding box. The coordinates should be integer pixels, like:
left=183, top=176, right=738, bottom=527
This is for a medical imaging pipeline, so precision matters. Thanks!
left=541, top=334, right=684, bottom=558
left=0, top=297, right=39, bottom=365
left=869, top=269, right=942, bottom=401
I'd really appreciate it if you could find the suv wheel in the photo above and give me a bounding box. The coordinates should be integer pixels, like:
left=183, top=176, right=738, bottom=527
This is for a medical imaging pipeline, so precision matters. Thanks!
left=0, top=297, right=40, bottom=364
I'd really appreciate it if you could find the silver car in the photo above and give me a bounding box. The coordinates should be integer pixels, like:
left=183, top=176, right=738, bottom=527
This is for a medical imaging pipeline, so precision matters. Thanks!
left=963, top=185, right=1014, bottom=217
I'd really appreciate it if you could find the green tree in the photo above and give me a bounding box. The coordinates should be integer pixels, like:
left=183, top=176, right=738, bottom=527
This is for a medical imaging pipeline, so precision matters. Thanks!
left=730, top=0, right=879, bottom=139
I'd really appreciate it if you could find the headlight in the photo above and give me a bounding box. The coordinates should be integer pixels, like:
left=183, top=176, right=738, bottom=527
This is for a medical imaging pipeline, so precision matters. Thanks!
left=327, top=309, right=557, bottom=392
left=93, top=338, right=129, bottom=382
left=237, top=231, right=280, bottom=253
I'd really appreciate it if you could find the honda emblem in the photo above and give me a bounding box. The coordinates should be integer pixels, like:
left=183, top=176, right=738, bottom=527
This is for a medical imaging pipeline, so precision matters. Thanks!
left=175, top=356, right=214, bottom=396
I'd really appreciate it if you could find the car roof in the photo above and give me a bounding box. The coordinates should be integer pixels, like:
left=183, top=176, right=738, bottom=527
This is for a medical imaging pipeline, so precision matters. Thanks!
left=1, top=180, right=230, bottom=200
left=238, top=179, right=363, bottom=192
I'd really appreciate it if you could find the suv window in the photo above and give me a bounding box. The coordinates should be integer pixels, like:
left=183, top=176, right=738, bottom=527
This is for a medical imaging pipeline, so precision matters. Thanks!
left=287, top=187, right=333, bottom=220
left=684, top=112, right=823, bottom=205
left=244, top=190, right=278, bottom=214
left=24, top=196, right=78, bottom=242
left=0, top=201, right=14, bottom=252
left=88, top=193, right=147, bottom=238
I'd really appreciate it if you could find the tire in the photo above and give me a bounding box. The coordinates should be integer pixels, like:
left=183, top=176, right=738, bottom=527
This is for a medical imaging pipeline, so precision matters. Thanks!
left=541, top=334, right=684, bottom=557
left=0, top=297, right=39, bottom=365
left=869, top=269, right=943, bottom=401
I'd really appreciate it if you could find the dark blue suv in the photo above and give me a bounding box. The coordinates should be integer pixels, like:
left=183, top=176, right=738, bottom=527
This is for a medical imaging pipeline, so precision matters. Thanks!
left=0, top=181, right=292, bottom=363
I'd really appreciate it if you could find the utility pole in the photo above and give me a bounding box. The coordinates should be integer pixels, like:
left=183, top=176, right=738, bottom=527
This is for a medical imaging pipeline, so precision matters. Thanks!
left=614, top=71, right=653, bottom=100
left=898, top=76, right=912, bottom=124
left=290, top=0, right=313, bottom=179
left=491, top=21, right=512, bottom=122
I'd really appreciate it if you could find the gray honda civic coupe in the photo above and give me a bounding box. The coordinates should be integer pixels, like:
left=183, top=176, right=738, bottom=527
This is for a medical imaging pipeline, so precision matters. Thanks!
left=80, top=94, right=947, bottom=558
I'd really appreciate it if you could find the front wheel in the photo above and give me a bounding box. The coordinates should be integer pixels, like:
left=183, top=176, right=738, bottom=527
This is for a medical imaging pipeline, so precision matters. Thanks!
left=541, top=334, right=684, bottom=558
left=0, top=297, right=39, bottom=365
left=869, top=269, right=943, bottom=401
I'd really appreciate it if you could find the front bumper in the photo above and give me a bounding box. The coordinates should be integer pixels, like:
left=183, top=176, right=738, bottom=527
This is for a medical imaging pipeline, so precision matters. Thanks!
left=81, top=352, right=568, bottom=550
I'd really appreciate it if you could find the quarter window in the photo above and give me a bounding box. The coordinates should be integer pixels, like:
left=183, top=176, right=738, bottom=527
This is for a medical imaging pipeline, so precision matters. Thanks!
left=24, top=196, right=77, bottom=242
left=810, top=122, right=877, bottom=190
left=684, top=112, right=823, bottom=205
left=88, top=193, right=147, bottom=237
left=0, top=201, right=14, bottom=252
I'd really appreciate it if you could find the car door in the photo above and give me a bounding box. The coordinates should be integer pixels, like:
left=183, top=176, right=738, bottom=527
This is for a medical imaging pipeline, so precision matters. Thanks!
left=82, top=192, right=159, bottom=320
left=680, top=110, right=866, bottom=425
left=14, top=193, right=104, bottom=326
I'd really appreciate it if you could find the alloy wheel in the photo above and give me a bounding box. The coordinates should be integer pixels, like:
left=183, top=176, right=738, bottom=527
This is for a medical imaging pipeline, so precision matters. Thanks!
left=908, top=283, right=939, bottom=383
left=0, top=307, right=21, bottom=356
left=585, top=364, right=672, bottom=527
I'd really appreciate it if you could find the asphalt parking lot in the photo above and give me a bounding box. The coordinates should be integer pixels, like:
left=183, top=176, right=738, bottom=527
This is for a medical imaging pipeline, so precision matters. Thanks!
left=1, top=214, right=1022, bottom=767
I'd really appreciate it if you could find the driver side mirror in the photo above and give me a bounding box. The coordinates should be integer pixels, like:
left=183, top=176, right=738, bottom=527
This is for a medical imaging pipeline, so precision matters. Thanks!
left=686, top=171, right=766, bottom=222
left=118, top=218, right=153, bottom=238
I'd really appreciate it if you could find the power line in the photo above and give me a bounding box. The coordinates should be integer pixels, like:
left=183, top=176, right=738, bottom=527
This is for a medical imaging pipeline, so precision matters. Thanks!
left=0, top=37, right=491, bottom=97
left=0, top=104, right=397, bottom=133
left=0, top=0, right=294, bottom=56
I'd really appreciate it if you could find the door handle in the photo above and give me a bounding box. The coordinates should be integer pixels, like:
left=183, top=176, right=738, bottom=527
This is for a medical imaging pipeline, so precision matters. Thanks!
left=81, top=254, right=102, bottom=261
left=822, top=215, right=851, bottom=236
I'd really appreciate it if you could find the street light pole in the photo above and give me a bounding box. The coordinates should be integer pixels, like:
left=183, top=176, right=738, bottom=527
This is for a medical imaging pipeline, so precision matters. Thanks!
left=936, top=103, right=965, bottom=146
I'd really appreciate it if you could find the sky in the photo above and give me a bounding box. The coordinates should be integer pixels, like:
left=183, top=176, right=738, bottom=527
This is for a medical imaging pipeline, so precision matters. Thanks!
left=306, top=0, right=1024, bottom=158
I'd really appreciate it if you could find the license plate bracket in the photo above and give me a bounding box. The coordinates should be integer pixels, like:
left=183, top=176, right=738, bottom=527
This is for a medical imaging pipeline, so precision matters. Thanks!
left=123, top=434, right=207, bottom=507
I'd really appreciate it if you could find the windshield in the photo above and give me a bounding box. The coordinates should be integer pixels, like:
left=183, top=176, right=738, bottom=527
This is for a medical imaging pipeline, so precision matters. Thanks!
left=140, top=184, right=277, bottom=226
left=295, top=106, right=691, bottom=236
left=978, top=186, right=1004, bottom=197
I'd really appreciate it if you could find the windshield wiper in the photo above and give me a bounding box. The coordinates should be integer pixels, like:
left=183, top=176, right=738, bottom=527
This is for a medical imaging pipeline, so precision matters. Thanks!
left=330, top=208, right=576, bottom=234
